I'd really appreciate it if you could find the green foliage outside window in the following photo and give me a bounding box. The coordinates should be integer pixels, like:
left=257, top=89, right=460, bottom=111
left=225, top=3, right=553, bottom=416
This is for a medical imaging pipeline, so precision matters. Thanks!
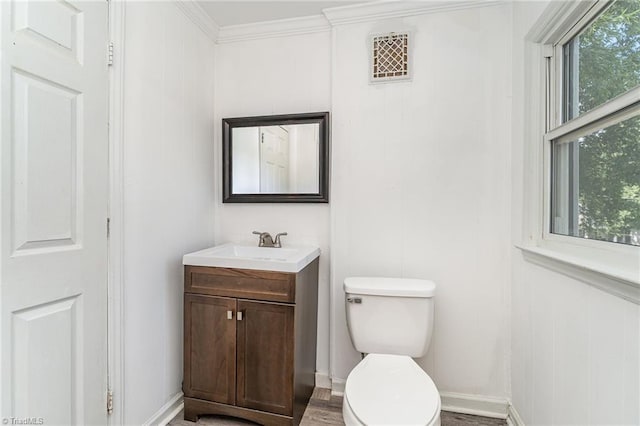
left=571, top=0, right=640, bottom=245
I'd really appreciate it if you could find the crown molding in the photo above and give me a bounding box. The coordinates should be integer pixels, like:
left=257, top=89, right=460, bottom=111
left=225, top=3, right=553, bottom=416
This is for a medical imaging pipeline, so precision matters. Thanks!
left=211, top=0, right=506, bottom=44
left=322, top=0, right=504, bottom=26
left=174, top=0, right=219, bottom=42
left=216, top=14, right=330, bottom=44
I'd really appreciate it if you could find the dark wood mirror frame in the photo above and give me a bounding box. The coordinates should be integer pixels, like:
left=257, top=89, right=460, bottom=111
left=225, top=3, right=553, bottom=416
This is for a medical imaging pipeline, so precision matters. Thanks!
left=222, top=112, right=330, bottom=203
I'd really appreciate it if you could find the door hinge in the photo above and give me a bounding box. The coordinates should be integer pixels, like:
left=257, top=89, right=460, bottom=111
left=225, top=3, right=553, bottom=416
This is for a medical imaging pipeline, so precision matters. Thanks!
left=107, top=218, right=111, bottom=238
left=108, top=42, right=114, bottom=66
left=107, top=389, right=114, bottom=414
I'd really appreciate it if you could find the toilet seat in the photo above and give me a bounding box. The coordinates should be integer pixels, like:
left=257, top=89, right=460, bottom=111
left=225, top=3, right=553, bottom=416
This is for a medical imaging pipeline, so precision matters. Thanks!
left=344, top=354, right=441, bottom=425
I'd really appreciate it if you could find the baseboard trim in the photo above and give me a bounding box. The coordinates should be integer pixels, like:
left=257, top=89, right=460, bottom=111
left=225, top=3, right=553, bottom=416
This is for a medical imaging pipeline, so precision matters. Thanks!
left=507, top=403, right=525, bottom=426
left=330, top=378, right=346, bottom=396
left=315, top=371, right=332, bottom=389
left=440, top=392, right=509, bottom=419
left=144, top=391, right=184, bottom=426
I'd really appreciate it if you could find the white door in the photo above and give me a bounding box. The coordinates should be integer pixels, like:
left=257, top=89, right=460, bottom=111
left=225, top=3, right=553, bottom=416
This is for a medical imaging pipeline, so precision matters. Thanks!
left=260, top=126, right=289, bottom=193
left=0, top=1, right=109, bottom=424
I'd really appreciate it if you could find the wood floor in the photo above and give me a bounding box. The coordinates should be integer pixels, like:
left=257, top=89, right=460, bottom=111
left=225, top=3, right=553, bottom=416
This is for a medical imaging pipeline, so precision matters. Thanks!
left=168, top=388, right=507, bottom=426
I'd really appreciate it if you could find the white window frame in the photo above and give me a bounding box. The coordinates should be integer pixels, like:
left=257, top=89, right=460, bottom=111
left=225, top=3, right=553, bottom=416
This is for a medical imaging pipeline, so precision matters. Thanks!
left=520, top=0, right=640, bottom=304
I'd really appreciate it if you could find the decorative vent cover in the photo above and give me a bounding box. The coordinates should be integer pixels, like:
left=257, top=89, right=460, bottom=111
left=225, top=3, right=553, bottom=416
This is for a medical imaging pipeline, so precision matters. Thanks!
left=370, top=32, right=410, bottom=83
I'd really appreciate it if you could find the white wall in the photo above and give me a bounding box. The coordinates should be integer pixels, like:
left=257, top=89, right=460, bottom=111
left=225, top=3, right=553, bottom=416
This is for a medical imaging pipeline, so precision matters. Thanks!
left=511, top=261, right=640, bottom=425
left=214, top=2, right=513, bottom=402
left=232, top=127, right=260, bottom=193
left=330, top=4, right=512, bottom=400
left=291, top=124, right=320, bottom=193
left=214, top=32, right=332, bottom=377
left=122, top=3, right=215, bottom=424
left=510, top=2, right=640, bottom=424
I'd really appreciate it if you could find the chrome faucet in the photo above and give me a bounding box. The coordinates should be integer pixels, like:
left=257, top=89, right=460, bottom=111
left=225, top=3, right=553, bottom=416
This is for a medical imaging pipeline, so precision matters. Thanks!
left=252, top=231, right=288, bottom=248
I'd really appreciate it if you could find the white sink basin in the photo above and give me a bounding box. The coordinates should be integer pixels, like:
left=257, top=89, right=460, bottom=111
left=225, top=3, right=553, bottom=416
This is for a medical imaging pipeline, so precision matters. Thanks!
left=183, top=243, right=320, bottom=273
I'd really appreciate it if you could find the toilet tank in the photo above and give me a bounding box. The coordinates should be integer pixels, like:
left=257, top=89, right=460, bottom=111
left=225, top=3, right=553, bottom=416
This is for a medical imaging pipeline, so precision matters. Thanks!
left=344, top=277, right=436, bottom=357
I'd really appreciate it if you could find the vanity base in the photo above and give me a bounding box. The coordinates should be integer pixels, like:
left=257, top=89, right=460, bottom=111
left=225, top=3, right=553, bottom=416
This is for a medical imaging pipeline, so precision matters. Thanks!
left=183, top=260, right=319, bottom=425
left=184, top=397, right=293, bottom=425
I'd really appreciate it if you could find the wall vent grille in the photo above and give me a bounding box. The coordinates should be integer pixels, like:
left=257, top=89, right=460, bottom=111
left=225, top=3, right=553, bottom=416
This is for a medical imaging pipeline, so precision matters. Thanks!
left=370, top=32, right=410, bottom=83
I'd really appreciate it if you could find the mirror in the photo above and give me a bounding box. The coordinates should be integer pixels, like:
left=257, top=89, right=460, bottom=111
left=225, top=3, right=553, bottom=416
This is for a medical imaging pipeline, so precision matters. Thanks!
left=223, top=112, right=330, bottom=203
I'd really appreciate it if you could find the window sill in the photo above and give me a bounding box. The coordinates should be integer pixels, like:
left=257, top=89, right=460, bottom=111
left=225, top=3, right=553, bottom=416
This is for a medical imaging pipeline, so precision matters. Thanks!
left=516, top=244, right=640, bottom=304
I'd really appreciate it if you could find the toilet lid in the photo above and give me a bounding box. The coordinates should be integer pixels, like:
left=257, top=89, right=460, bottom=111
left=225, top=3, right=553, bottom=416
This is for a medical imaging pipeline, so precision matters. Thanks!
left=345, top=354, right=440, bottom=426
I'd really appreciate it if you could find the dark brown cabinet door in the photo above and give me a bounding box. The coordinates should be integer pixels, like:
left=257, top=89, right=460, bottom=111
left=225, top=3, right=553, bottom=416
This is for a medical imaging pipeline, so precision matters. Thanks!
left=236, top=300, right=294, bottom=416
left=184, top=294, right=237, bottom=404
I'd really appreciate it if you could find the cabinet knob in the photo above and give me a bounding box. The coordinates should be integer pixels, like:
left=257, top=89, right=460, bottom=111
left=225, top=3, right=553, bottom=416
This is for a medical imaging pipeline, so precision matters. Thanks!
left=237, top=311, right=243, bottom=321
left=227, top=310, right=233, bottom=320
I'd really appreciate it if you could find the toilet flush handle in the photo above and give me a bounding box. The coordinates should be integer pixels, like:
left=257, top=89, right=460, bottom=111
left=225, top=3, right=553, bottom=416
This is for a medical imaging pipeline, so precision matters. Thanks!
left=347, top=297, right=362, bottom=304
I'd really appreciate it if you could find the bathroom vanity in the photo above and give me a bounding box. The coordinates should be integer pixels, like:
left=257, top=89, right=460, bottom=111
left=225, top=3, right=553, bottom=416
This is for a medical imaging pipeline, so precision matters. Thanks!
left=182, top=244, right=320, bottom=425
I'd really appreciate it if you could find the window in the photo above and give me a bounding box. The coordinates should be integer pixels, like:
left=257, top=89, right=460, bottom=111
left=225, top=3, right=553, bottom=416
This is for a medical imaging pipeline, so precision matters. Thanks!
left=520, top=0, right=640, bottom=301
left=548, top=0, right=640, bottom=247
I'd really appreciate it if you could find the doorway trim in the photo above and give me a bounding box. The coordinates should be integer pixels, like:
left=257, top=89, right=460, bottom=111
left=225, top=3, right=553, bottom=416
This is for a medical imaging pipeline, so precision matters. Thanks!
left=107, top=0, right=126, bottom=424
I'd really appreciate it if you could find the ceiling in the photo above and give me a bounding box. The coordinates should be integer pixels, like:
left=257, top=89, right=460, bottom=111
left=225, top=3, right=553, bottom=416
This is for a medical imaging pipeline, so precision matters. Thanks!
left=198, top=1, right=364, bottom=27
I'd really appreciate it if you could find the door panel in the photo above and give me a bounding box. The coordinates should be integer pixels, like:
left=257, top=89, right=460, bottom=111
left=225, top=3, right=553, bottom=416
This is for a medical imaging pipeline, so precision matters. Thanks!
left=236, top=300, right=294, bottom=416
left=1, top=1, right=109, bottom=424
left=13, top=296, right=81, bottom=424
left=12, top=0, right=83, bottom=62
left=259, top=126, right=289, bottom=193
left=184, top=294, right=237, bottom=404
left=12, top=69, right=81, bottom=252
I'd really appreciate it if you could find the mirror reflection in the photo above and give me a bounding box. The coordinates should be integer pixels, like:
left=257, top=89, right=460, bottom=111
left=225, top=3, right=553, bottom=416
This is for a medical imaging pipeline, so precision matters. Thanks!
left=232, top=123, right=320, bottom=194
left=223, top=112, right=329, bottom=203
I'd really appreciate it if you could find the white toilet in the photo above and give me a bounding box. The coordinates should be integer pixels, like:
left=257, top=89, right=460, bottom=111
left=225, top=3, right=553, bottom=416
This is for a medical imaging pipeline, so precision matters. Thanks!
left=343, top=277, right=441, bottom=426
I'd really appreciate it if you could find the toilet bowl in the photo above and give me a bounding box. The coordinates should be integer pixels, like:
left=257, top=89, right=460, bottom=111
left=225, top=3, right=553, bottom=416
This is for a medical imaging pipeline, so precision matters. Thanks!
left=342, top=354, right=441, bottom=426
